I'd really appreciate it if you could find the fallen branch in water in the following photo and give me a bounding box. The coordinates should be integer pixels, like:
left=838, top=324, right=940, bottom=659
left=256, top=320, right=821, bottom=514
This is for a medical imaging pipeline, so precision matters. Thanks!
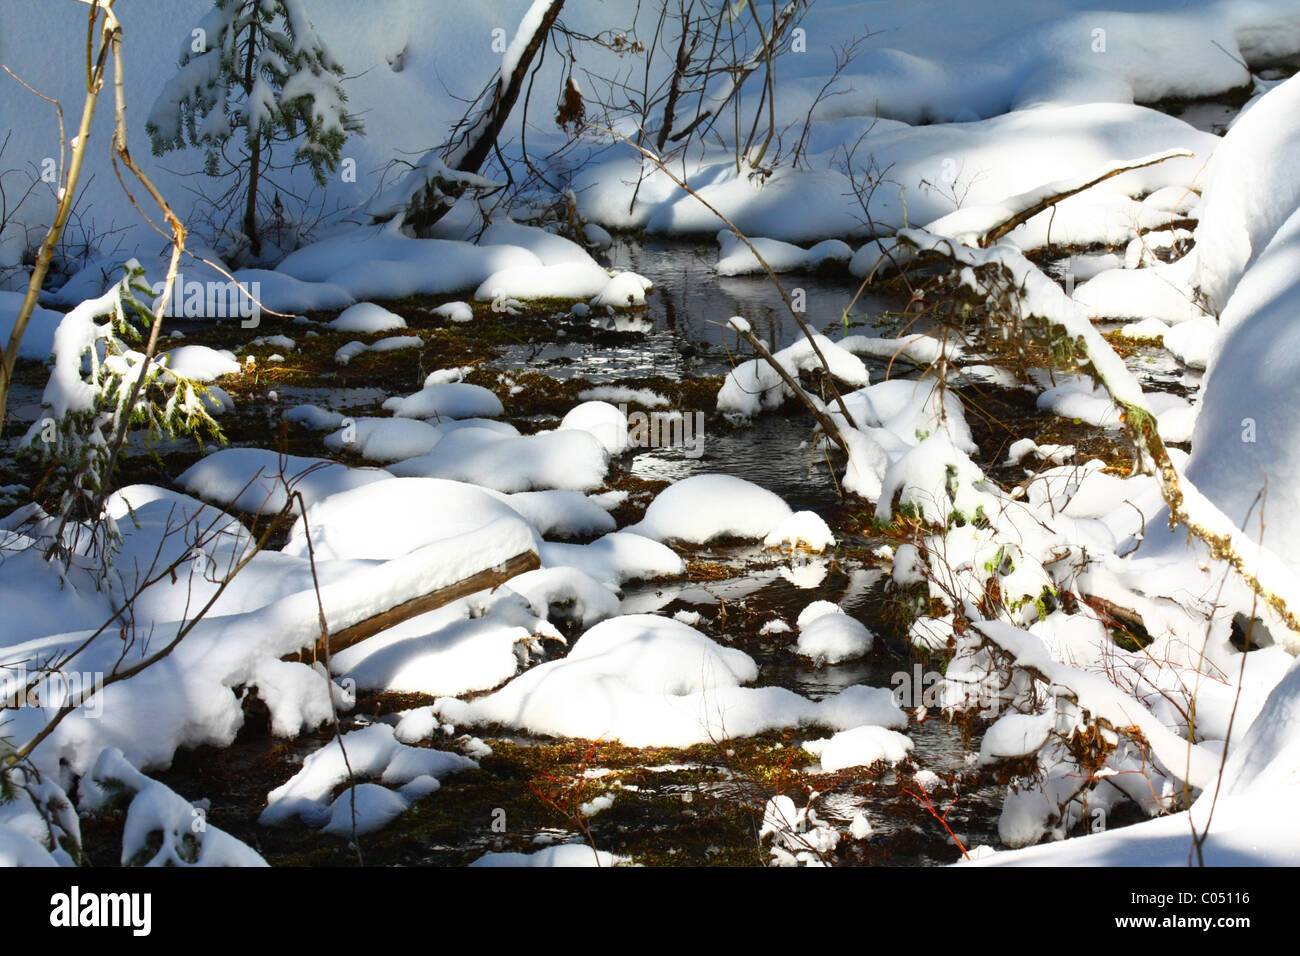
left=287, top=549, right=541, bottom=663
left=978, top=149, right=1194, bottom=247
left=725, top=319, right=853, bottom=456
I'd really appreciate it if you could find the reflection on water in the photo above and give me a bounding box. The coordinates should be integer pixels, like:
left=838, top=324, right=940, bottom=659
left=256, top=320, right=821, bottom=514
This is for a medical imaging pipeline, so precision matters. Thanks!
left=492, top=237, right=912, bottom=383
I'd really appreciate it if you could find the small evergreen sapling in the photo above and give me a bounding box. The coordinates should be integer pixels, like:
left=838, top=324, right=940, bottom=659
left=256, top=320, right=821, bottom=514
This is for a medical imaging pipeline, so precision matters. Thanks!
left=146, top=0, right=362, bottom=258
left=19, top=262, right=225, bottom=573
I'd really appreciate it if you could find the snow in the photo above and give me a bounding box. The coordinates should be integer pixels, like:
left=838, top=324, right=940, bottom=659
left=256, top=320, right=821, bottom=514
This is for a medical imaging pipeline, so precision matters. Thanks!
left=390, top=427, right=609, bottom=493
left=924, top=148, right=1193, bottom=247
left=277, top=231, right=541, bottom=301
left=334, top=334, right=422, bottom=364
left=803, top=725, right=914, bottom=773
left=556, top=400, right=629, bottom=455
left=437, top=614, right=906, bottom=748
left=85, top=749, right=267, bottom=867
left=577, top=103, right=1216, bottom=243
left=9, top=0, right=1300, bottom=871
left=490, top=489, right=616, bottom=539
left=628, top=474, right=793, bottom=545
left=795, top=603, right=874, bottom=665
left=229, top=269, right=355, bottom=314
left=1163, top=316, right=1219, bottom=369
left=502, top=566, right=621, bottom=628
left=576, top=386, right=668, bottom=409
left=432, top=301, right=474, bottom=323
left=470, top=843, right=627, bottom=867
left=261, top=723, right=475, bottom=830
left=160, top=345, right=241, bottom=382
left=590, top=272, right=653, bottom=309
left=178, top=447, right=392, bottom=515
left=0, top=292, right=65, bottom=360
left=539, top=531, right=683, bottom=588
left=282, top=477, right=535, bottom=562
left=329, top=302, right=407, bottom=334
left=332, top=600, right=537, bottom=696
left=324, top=416, right=442, bottom=462
left=1193, top=74, right=1300, bottom=313
left=715, top=232, right=852, bottom=276
left=383, top=382, right=504, bottom=420
left=763, top=511, right=835, bottom=553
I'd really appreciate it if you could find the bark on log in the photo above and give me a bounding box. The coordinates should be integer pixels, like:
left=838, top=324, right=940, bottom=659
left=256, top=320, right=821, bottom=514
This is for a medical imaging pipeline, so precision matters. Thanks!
left=286, top=549, right=540, bottom=664
left=979, top=150, right=1192, bottom=248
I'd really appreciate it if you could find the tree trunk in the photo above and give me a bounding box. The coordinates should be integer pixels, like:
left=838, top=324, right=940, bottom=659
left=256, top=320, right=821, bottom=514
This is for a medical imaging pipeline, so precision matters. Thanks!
left=242, top=17, right=261, bottom=257
left=411, top=0, right=566, bottom=234
left=245, top=131, right=261, bottom=257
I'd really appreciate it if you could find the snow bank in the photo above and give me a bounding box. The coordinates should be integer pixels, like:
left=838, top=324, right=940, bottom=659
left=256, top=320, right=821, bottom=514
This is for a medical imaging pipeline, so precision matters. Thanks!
left=1194, top=74, right=1300, bottom=313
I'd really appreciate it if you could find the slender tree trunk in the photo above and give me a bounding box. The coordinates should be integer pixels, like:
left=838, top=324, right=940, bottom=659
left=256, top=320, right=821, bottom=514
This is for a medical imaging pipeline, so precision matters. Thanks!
left=0, top=10, right=111, bottom=437
left=245, top=131, right=261, bottom=256
left=242, top=17, right=261, bottom=257
left=406, top=0, right=565, bottom=235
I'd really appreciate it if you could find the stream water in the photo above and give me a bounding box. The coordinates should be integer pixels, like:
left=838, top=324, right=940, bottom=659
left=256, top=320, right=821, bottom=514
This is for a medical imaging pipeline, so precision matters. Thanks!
left=23, top=233, right=1171, bottom=866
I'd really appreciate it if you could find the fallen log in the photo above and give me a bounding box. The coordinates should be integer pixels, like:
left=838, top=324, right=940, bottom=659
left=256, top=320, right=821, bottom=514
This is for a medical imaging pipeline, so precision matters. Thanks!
left=286, top=549, right=540, bottom=664
left=978, top=149, right=1193, bottom=247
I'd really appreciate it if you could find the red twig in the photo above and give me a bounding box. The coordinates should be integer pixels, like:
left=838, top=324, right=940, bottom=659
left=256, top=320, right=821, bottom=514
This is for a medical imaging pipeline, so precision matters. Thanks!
left=902, top=779, right=970, bottom=861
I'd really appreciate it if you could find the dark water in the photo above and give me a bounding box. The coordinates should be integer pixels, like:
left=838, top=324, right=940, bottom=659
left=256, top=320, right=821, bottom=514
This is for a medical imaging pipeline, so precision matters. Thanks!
left=491, top=236, right=910, bottom=384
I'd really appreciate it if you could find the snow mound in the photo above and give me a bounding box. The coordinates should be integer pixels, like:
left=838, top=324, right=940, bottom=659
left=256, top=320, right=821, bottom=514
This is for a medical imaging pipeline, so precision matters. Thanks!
left=324, top=416, right=442, bottom=463
left=383, top=382, right=504, bottom=420
left=540, top=532, right=684, bottom=586
left=432, top=301, right=474, bottom=322
left=329, top=301, right=407, bottom=334
left=715, top=231, right=851, bottom=276
left=628, top=474, right=793, bottom=544
left=558, top=400, right=629, bottom=455
left=160, top=345, right=240, bottom=381
left=803, top=725, right=914, bottom=772
left=229, top=269, right=356, bottom=314
left=260, top=723, right=475, bottom=831
left=332, top=601, right=538, bottom=697
left=178, top=447, right=391, bottom=514
left=489, top=489, right=616, bottom=538
left=438, top=614, right=900, bottom=747
left=795, top=603, right=874, bottom=664
left=282, top=477, right=535, bottom=562
left=764, top=510, right=835, bottom=552
left=389, top=428, right=609, bottom=493
left=470, top=843, right=627, bottom=867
